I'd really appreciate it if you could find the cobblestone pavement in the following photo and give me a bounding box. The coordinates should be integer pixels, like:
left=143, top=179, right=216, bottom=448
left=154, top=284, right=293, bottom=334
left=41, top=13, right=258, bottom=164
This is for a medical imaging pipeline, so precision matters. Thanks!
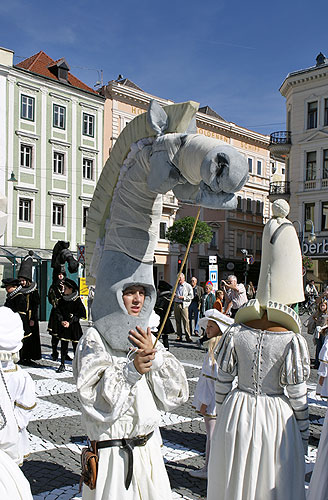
left=17, top=316, right=325, bottom=499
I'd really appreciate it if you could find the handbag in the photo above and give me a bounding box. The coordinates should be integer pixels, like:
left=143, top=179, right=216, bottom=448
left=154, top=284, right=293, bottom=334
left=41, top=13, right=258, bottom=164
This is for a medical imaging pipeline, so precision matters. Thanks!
left=79, top=440, right=98, bottom=491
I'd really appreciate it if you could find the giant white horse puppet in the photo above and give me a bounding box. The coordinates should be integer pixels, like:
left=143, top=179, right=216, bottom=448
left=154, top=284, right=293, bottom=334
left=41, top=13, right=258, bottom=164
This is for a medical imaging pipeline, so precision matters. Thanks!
left=86, top=100, right=248, bottom=352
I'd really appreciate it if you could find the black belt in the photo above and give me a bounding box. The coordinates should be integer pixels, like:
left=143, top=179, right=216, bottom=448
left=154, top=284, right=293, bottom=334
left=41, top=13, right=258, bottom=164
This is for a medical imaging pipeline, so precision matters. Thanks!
left=97, top=431, right=154, bottom=489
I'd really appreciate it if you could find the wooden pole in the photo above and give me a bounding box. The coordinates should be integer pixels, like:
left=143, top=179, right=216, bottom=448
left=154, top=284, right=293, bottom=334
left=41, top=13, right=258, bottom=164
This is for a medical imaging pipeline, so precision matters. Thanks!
left=153, top=207, right=201, bottom=348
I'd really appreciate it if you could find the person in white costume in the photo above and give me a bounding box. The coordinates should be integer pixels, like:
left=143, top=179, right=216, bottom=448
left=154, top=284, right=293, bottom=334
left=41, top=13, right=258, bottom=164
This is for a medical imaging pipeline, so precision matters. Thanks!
left=316, top=328, right=328, bottom=398
left=307, top=409, right=328, bottom=499
left=0, top=306, right=36, bottom=461
left=74, top=284, right=189, bottom=500
left=189, top=309, right=233, bottom=479
left=0, top=308, right=33, bottom=500
left=207, top=199, right=310, bottom=500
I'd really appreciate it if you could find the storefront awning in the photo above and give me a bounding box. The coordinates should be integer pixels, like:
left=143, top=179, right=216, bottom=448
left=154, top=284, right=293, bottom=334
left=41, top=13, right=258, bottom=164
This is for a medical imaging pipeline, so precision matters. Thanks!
left=0, top=246, right=53, bottom=262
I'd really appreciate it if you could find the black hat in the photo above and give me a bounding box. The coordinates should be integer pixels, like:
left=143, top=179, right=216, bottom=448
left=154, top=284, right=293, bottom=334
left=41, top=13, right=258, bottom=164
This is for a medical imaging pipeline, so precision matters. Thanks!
left=158, top=280, right=172, bottom=292
left=63, top=278, right=78, bottom=291
left=2, top=278, right=21, bottom=288
left=18, top=250, right=34, bottom=281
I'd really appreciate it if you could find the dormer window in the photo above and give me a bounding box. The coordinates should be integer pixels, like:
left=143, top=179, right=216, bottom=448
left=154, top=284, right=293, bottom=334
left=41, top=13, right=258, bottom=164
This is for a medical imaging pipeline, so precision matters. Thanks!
left=48, top=58, right=70, bottom=83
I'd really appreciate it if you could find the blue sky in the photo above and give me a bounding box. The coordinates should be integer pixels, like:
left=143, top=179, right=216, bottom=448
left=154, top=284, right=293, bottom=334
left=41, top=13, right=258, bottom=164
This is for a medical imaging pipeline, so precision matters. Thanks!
left=1, top=0, right=327, bottom=135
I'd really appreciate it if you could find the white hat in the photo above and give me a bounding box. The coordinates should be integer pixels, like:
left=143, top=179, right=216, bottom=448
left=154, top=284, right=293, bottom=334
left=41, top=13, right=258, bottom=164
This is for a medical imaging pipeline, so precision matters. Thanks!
left=0, top=306, right=24, bottom=360
left=199, top=309, right=234, bottom=334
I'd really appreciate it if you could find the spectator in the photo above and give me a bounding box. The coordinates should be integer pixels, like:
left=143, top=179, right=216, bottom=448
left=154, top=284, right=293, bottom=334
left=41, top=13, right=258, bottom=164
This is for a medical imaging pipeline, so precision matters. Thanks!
left=154, top=280, right=174, bottom=349
left=188, top=277, right=204, bottom=336
left=213, top=290, right=224, bottom=312
left=309, top=300, right=328, bottom=369
left=222, top=275, right=248, bottom=318
left=246, top=281, right=256, bottom=300
left=200, top=282, right=216, bottom=317
left=316, top=322, right=328, bottom=398
left=174, top=273, right=193, bottom=342
left=87, top=285, right=95, bottom=326
left=305, top=280, right=318, bottom=299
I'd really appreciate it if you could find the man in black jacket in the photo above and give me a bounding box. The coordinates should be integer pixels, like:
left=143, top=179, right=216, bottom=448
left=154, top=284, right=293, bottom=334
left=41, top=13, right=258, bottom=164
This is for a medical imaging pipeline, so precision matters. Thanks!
left=188, top=277, right=204, bottom=336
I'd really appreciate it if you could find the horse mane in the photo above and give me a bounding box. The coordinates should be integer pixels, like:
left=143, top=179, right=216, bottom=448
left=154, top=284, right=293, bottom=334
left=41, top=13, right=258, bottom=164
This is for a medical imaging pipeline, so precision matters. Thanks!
left=85, top=101, right=199, bottom=282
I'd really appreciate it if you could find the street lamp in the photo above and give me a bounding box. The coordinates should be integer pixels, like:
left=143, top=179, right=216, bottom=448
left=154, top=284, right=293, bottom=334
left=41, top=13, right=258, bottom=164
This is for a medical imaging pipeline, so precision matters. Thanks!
left=293, top=219, right=316, bottom=251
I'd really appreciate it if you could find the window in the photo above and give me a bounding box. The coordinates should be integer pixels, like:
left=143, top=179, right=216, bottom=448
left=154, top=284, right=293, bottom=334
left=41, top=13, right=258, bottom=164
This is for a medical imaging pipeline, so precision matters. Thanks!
left=256, top=200, right=261, bottom=214
left=21, top=94, right=34, bottom=121
left=83, top=206, right=89, bottom=228
left=256, top=234, right=262, bottom=254
left=322, top=202, right=328, bottom=231
left=83, top=113, right=95, bottom=137
left=271, top=162, right=276, bottom=175
left=53, top=152, right=65, bottom=175
left=325, top=99, right=328, bottom=127
left=159, top=222, right=167, bottom=240
left=237, top=196, right=242, bottom=211
left=52, top=203, right=64, bottom=226
left=20, top=144, right=32, bottom=168
left=246, top=198, right=252, bottom=213
left=306, top=151, right=316, bottom=180
left=19, top=198, right=32, bottom=222
left=257, top=160, right=262, bottom=176
left=248, top=158, right=253, bottom=173
left=210, top=231, right=217, bottom=249
left=323, top=150, right=328, bottom=179
left=282, top=168, right=285, bottom=175
left=246, top=234, right=253, bottom=252
left=307, top=101, right=318, bottom=129
left=83, top=158, right=94, bottom=180
left=236, top=232, right=243, bottom=251
left=304, top=203, right=315, bottom=231
left=53, top=104, right=66, bottom=129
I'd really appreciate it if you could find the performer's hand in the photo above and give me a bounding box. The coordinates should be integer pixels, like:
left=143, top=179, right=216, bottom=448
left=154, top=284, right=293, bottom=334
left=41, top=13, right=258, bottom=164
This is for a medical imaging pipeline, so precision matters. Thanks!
left=319, top=376, right=325, bottom=386
left=29, top=320, right=34, bottom=326
left=129, top=326, right=153, bottom=352
left=62, top=321, right=69, bottom=328
left=134, top=348, right=156, bottom=375
left=200, top=403, right=207, bottom=416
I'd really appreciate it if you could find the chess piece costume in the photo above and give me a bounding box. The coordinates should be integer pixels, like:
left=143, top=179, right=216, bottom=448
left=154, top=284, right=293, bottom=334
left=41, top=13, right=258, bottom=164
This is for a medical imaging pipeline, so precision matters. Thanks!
left=55, top=281, right=86, bottom=344
left=2, top=279, right=30, bottom=339
left=207, top=200, right=310, bottom=500
left=0, top=307, right=36, bottom=461
left=17, top=251, right=41, bottom=361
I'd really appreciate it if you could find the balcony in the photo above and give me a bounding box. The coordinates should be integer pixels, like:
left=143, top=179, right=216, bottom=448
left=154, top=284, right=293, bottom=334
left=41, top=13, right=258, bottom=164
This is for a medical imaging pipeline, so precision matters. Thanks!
left=269, top=131, right=291, bottom=157
left=268, top=181, right=290, bottom=202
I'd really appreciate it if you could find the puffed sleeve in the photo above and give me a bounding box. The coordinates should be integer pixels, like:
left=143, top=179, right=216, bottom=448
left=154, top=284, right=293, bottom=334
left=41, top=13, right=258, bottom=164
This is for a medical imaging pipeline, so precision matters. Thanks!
left=280, top=334, right=310, bottom=453
left=73, top=328, right=142, bottom=424
left=215, top=328, right=237, bottom=407
left=146, top=338, right=189, bottom=411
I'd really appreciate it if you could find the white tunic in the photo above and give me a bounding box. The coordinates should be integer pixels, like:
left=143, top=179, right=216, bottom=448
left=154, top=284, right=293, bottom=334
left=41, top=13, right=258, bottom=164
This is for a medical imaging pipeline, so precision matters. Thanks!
left=2, top=360, right=36, bottom=460
left=317, top=336, right=328, bottom=398
left=307, top=409, right=328, bottom=500
left=192, top=348, right=218, bottom=417
left=207, top=324, right=310, bottom=500
left=73, top=327, right=189, bottom=500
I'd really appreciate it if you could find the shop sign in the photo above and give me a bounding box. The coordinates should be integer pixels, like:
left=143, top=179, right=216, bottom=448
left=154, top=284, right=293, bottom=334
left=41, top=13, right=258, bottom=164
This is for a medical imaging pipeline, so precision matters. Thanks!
left=303, top=238, right=328, bottom=257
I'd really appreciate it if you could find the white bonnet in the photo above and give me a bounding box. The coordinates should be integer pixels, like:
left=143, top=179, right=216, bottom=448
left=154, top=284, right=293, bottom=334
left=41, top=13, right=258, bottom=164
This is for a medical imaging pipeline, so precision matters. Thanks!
left=0, top=306, right=24, bottom=354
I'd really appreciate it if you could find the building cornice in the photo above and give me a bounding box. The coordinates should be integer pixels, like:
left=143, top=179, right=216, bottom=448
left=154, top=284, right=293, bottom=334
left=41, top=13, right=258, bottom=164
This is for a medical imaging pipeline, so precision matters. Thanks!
left=15, top=130, right=39, bottom=140
left=280, top=66, right=328, bottom=97
left=49, top=138, right=71, bottom=148
left=48, top=190, right=70, bottom=198
left=105, top=81, right=173, bottom=107
left=14, top=185, right=38, bottom=193
left=78, top=145, right=99, bottom=154
left=79, top=195, right=93, bottom=201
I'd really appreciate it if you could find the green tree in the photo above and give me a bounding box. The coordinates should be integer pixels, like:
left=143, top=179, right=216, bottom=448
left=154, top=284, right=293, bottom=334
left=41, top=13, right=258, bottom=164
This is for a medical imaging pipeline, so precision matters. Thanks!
left=166, top=216, right=213, bottom=247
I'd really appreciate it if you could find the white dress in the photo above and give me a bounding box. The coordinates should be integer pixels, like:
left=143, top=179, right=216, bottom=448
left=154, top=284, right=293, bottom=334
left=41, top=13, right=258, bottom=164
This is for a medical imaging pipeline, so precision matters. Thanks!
left=307, top=409, right=328, bottom=500
left=192, top=349, right=218, bottom=417
left=73, top=327, right=189, bottom=500
left=2, top=360, right=36, bottom=460
left=207, top=324, right=310, bottom=500
left=316, top=336, right=328, bottom=398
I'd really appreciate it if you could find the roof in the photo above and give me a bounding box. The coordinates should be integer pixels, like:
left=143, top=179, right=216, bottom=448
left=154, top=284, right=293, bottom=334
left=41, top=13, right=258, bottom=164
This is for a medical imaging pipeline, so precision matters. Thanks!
left=114, top=77, right=143, bottom=91
left=15, top=51, right=97, bottom=94
left=198, top=105, right=226, bottom=122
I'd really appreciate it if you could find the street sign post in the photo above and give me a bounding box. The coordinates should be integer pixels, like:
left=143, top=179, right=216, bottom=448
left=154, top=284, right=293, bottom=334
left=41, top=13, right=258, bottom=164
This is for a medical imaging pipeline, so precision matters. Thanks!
left=209, top=264, right=218, bottom=291
left=77, top=245, right=85, bottom=264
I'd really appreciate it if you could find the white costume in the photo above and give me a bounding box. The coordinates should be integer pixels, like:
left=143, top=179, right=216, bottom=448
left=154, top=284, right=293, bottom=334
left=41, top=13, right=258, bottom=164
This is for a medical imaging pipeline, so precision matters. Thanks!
left=0, top=307, right=33, bottom=499
left=0, top=306, right=36, bottom=460
left=316, top=336, right=328, bottom=398
left=208, top=200, right=310, bottom=500
left=192, top=351, right=218, bottom=417
left=73, top=327, right=188, bottom=500
left=307, top=410, right=328, bottom=500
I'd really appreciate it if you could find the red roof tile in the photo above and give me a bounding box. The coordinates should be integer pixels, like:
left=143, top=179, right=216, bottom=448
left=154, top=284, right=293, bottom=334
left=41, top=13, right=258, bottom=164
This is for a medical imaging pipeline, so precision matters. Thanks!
left=16, top=51, right=97, bottom=94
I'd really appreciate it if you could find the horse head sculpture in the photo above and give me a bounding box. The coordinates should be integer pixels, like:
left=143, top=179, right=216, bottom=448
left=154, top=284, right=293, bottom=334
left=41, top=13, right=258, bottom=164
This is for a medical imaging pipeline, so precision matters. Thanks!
left=86, top=100, right=248, bottom=352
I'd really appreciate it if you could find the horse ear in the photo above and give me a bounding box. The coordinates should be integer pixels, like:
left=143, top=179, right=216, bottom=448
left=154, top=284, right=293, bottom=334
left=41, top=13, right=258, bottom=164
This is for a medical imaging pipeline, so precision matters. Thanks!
left=147, top=100, right=168, bottom=135
left=185, top=115, right=197, bottom=134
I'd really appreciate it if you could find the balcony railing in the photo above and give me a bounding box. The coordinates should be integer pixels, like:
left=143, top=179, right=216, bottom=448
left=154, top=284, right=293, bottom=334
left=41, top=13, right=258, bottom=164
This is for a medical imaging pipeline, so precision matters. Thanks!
left=269, top=131, right=291, bottom=145
left=269, top=181, right=290, bottom=195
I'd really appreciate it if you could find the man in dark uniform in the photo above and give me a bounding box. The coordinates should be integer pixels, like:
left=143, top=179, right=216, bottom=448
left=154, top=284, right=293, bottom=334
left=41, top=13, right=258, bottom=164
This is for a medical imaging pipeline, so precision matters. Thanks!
left=2, top=278, right=30, bottom=337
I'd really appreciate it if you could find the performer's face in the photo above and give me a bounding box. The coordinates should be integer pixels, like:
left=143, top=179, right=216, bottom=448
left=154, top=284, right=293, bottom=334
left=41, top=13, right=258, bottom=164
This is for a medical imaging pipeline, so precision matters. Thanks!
left=206, top=320, right=222, bottom=339
left=58, top=273, right=64, bottom=281
left=122, top=286, right=145, bottom=316
left=20, top=279, right=27, bottom=287
left=6, top=285, right=17, bottom=293
left=63, top=285, right=73, bottom=295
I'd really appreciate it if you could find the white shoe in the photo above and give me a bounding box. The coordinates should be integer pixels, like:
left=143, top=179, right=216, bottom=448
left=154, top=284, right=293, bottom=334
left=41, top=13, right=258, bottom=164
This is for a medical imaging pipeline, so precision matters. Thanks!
left=188, top=467, right=207, bottom=479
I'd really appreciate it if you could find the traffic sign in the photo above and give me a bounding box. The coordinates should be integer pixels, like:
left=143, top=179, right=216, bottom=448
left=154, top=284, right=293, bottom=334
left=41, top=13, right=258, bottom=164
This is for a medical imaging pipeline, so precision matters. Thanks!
left=209, top=255, right=217, bottom=264
left=77, top=244, right=85, bottom=264
left=209, top=264, right=218, bottom=291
